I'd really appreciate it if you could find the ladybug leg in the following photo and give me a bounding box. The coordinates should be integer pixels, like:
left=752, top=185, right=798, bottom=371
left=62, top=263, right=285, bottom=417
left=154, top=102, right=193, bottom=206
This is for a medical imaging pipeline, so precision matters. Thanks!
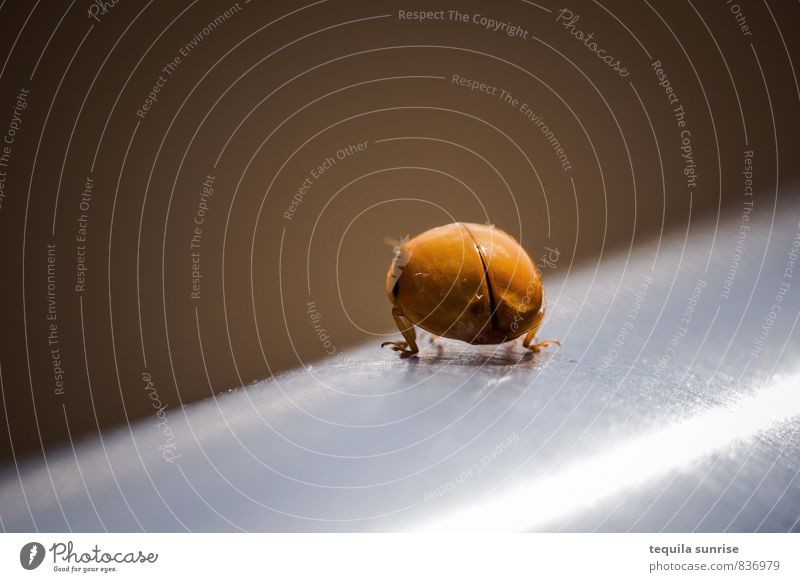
left=522, top=310, right=560, bottom=353
left=381, top=307, right=419, bottom=356
left=523, top=336, right=561, bottom=353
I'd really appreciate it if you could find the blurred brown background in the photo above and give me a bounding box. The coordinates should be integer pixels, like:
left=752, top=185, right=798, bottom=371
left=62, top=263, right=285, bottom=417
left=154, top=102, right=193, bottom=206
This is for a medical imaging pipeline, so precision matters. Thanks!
left=0, top=0, right=798, bottom=461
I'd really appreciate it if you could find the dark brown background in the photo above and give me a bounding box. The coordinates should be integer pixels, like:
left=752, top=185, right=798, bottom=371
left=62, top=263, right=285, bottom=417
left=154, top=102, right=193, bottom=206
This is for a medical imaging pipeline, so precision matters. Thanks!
left=0, top=0, right=798, bottom=461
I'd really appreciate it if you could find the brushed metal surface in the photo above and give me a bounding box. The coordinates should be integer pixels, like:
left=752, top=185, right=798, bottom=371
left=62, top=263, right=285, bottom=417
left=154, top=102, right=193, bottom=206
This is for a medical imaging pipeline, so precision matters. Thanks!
left=2, top=199, right=799, bottom=532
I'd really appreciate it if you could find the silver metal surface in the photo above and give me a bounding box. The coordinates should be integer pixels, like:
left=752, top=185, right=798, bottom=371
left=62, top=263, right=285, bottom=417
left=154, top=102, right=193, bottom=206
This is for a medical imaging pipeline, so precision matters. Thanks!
left=2, top=199, right=799, bottom=532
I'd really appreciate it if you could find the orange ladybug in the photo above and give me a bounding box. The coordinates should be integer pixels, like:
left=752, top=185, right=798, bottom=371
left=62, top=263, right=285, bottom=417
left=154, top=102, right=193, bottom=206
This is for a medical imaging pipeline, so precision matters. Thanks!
left=382, top=222, right=559, bottom=356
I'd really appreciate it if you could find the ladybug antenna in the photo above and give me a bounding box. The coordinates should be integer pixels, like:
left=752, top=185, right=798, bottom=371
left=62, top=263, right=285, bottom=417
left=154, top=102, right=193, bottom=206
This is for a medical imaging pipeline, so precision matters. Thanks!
left=385, top=234, right=409, bottom=249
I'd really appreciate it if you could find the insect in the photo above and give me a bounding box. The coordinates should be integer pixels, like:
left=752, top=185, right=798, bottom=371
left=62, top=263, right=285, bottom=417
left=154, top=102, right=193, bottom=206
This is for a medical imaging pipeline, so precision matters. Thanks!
left=382, top=222, right=559, bottom=356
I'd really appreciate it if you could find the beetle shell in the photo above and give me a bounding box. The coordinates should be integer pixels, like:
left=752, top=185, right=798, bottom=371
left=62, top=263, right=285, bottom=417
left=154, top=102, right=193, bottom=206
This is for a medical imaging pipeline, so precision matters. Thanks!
left=385, top=222, right=543, bottom=344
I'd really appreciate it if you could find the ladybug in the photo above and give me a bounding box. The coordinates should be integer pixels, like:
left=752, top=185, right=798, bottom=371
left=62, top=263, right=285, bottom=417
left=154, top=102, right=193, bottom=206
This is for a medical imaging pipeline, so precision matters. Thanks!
left=382, top=222, right=559, bottom=356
